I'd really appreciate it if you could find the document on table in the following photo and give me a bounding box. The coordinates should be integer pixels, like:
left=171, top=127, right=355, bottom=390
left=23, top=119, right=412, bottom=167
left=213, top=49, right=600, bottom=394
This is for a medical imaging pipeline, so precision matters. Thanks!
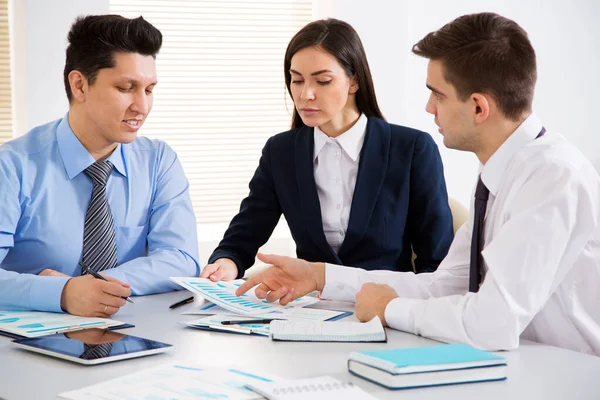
left=183, top=314, right=271, bottom=336
left=0, top=311, right=125, bottom=338
left=171, top=277, right=319, bottom=315
left=182, top=301, right=352, bottom=322
left=60, top=363, right=279, bottom=400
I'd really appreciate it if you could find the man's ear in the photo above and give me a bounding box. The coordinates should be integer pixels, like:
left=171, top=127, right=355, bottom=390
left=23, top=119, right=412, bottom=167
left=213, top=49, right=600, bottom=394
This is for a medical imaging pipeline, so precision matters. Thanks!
left=471, top=93, right=490, bottom=124
left=68, top=70, right=88, bottom=102
left=349, top=74, right=359, bottom=94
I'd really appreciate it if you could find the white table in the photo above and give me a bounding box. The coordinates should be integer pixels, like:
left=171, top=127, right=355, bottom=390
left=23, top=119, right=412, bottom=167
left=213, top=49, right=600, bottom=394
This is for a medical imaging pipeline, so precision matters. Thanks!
left=1, top=291, right=599, bottom=399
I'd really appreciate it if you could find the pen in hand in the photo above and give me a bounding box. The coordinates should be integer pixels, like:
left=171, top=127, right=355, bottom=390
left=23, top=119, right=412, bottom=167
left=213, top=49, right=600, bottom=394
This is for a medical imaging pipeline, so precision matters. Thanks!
left=169, top=295, right=194, bottom=309
left=79, top=262, right=134, bottom=304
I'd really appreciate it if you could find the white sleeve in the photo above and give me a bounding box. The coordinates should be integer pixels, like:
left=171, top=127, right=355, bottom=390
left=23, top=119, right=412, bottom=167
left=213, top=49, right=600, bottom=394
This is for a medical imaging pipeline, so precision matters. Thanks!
left=320, top=215, right=473, bottom=302
left=385, top=161, right=599, bottom=351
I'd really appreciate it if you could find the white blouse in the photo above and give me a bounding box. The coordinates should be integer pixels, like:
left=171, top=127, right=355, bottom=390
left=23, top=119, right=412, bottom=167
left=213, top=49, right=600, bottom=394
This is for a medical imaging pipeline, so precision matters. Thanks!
left=313, top=114, right=367, bottom=253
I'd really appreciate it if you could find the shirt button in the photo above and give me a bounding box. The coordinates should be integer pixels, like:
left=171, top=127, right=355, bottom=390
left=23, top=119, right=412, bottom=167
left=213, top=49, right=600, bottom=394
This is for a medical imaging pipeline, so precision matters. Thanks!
left=335, top=152, right=341, bottom=156
left=339, top=231, right=345, bottom=236
left=336, top=204, right=341, bottom=210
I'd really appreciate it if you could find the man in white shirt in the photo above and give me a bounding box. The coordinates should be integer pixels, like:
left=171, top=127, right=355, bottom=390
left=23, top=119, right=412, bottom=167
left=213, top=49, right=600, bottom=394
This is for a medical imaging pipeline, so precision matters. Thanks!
left=236, top=12, right=600, bottom=356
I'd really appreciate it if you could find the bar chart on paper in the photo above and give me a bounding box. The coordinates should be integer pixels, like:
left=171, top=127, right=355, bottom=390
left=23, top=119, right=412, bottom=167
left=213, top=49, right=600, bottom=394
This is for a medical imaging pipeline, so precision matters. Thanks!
left=182, top=302, right=351, bottom=322
left=0, top=311, right=123, bottom=338
left=59, top=363, right=275, bottom=399
left=170, top=278, right=319, bottom=315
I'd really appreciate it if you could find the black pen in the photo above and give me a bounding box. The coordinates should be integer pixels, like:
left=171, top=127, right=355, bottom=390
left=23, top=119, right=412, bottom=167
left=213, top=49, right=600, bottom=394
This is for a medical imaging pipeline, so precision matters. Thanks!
left=79, top=262, right=134, bottom=303
left=221, top=318, right=278, bottom=325
left=169, top=295, right=194, bottom=309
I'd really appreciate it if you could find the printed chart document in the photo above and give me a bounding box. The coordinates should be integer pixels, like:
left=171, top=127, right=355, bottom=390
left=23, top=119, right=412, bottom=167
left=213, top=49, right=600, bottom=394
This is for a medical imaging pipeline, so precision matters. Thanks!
left=183, top=314, right=271, bottom=336
left=183, top=301, right=351, bottom=322
left=171, top=277, right=319, bottom=315
left=0, top=311, right=126, bottom=338
left=269, top=317, right=386, bottom=342
left=60, top=362, right=280, bottom=400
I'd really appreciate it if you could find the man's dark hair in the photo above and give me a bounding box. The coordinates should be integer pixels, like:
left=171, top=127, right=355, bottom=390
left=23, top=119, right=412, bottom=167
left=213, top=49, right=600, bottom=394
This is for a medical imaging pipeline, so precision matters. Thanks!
left=63, top=14, right=162, bottom=102
left=413, top=12, right=537, bottom=121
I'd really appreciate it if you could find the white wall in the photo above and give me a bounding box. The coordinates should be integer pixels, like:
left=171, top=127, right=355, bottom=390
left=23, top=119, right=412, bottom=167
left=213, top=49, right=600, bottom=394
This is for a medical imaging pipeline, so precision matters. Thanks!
left=314, top=0, right=600, bottom=207
left=10, top=0, right=109, bottom=137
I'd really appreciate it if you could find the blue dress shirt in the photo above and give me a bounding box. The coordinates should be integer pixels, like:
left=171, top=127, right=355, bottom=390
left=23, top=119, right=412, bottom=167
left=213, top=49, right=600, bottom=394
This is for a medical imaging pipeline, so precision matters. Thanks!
left=0, top=115, right=200, bottom=312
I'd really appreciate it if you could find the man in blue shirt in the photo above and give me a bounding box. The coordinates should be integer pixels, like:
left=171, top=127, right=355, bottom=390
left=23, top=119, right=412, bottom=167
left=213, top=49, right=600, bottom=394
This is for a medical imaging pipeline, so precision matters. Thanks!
left=0, top=15, right=200, bottom=316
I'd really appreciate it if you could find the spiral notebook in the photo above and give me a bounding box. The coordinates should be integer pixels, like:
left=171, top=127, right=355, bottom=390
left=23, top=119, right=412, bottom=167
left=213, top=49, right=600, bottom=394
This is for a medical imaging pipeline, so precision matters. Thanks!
left=247, top=376, right=378, bottom=400
left=269, top=317, right=386, bottom=342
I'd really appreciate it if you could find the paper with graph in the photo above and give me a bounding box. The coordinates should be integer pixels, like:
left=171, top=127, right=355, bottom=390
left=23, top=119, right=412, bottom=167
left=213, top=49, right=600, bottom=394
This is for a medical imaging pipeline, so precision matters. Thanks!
left=181, top=301, right=351, bottom=322
left=0, top=310, right=124, bottom=338
left=184, top=314, right=271, bottom=336
left=60, top=363, right=277, bottom=400
left=171, top=277, right=319, bottom=315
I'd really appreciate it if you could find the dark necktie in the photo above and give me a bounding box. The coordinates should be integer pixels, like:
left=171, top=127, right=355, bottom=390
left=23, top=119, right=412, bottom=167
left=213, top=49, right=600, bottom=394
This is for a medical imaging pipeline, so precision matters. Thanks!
left=81, top=161, right=118, bottom=274
left=468, top=126, right=546, bottom=292
left=469, top=177, right=489, bottom=292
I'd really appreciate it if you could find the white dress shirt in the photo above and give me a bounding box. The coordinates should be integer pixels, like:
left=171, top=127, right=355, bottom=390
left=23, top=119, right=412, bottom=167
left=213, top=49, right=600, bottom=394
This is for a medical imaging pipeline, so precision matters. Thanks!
left=313, top=114, right=367, bottom=253
left=321, top=113, right=600, bottom=356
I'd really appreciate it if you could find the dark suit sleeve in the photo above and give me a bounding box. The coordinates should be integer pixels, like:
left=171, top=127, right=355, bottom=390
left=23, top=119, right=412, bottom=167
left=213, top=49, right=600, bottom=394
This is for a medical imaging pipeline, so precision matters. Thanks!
left=407, top=133, right=454, bottom=273
left=208, top=137, right=283, bottom=278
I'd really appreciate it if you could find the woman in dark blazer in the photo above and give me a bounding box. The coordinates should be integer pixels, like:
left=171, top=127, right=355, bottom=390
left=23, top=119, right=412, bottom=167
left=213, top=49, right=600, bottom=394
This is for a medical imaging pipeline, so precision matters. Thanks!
left=201, top=19, right=454, bottom=281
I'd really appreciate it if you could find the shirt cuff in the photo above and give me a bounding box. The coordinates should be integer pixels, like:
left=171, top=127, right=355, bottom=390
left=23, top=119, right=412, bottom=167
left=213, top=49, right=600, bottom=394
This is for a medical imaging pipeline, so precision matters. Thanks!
left=384, top=297, right=423, bottom=335
left=320, top=263, right=360, bottom=302
left=29, top=276, right=71, bottom=312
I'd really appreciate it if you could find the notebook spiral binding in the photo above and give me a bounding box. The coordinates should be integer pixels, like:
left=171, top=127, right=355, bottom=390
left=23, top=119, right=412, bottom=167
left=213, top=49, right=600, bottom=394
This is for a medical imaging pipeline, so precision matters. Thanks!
left=273, top=381, right=355, bottom=394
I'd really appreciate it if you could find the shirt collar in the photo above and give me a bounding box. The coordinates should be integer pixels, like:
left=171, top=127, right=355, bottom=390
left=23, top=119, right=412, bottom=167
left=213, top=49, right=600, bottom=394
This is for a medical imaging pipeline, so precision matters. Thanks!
left=57, top=113, right=127, bottom=180
left=313, top=114, right=368, bottom=161
left=481, top=112, right=543, bottom=196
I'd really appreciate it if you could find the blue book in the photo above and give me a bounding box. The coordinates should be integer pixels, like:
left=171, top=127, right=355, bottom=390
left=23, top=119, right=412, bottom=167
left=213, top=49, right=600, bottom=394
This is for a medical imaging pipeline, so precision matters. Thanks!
left=348, top=344, right=506, bottom=390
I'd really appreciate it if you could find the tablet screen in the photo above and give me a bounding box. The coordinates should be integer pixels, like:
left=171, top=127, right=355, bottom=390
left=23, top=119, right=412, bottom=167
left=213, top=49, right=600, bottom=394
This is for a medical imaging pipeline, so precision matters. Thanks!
left=12, top=328, right=172, bottom=364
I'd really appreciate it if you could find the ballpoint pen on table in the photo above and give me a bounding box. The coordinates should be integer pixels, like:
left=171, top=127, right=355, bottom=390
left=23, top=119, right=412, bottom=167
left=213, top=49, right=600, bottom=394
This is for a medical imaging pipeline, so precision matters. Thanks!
left=221, top=319, right=278, bottom=325
left=169, top=295, right=195, bottom=309
left=79, top=262, right=134, bottom=303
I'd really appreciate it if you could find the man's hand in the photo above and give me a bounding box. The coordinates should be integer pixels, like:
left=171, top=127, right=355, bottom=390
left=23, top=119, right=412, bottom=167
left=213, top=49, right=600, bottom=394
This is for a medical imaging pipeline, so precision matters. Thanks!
left=39, top=269, right=68, bottom=277
left=235, top=253, right=325, bottom=305
left=60, top=275, right=131, bottom=317
left=355, top=283, right=399, bottom=326
left=199, top=258, right=238, bottom=281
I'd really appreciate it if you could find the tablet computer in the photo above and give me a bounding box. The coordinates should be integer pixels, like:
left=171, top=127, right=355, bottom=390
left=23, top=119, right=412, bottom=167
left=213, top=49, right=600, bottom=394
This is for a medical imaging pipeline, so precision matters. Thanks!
left=11, top=328, right=172, bottom=365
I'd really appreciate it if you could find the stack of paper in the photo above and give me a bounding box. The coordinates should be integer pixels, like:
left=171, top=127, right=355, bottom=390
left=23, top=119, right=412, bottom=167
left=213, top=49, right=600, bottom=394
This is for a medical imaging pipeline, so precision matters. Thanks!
left=183, top=315, right=271, bottom=336
left=183, top=301, right=351, bottom=322
left=172, top=277, right=352, bottom=323
left=171, top=278, right=319, bottom=315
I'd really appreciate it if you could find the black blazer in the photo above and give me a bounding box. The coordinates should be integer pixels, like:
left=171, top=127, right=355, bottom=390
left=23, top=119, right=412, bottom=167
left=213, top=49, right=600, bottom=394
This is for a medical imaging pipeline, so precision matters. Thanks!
left=209, top=117, right=454, bottom=278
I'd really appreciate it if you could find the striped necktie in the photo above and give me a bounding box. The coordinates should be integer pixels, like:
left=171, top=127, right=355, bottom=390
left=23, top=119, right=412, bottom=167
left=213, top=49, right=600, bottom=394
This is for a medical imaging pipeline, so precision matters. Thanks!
left=81, top=160, right=118, bottom=274
left=80, top=343, right=113, bottom=360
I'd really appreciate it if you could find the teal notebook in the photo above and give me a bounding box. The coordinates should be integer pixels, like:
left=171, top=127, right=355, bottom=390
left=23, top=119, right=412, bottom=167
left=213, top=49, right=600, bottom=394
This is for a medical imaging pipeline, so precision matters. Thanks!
left=348, top=344, right=506, bottom=390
